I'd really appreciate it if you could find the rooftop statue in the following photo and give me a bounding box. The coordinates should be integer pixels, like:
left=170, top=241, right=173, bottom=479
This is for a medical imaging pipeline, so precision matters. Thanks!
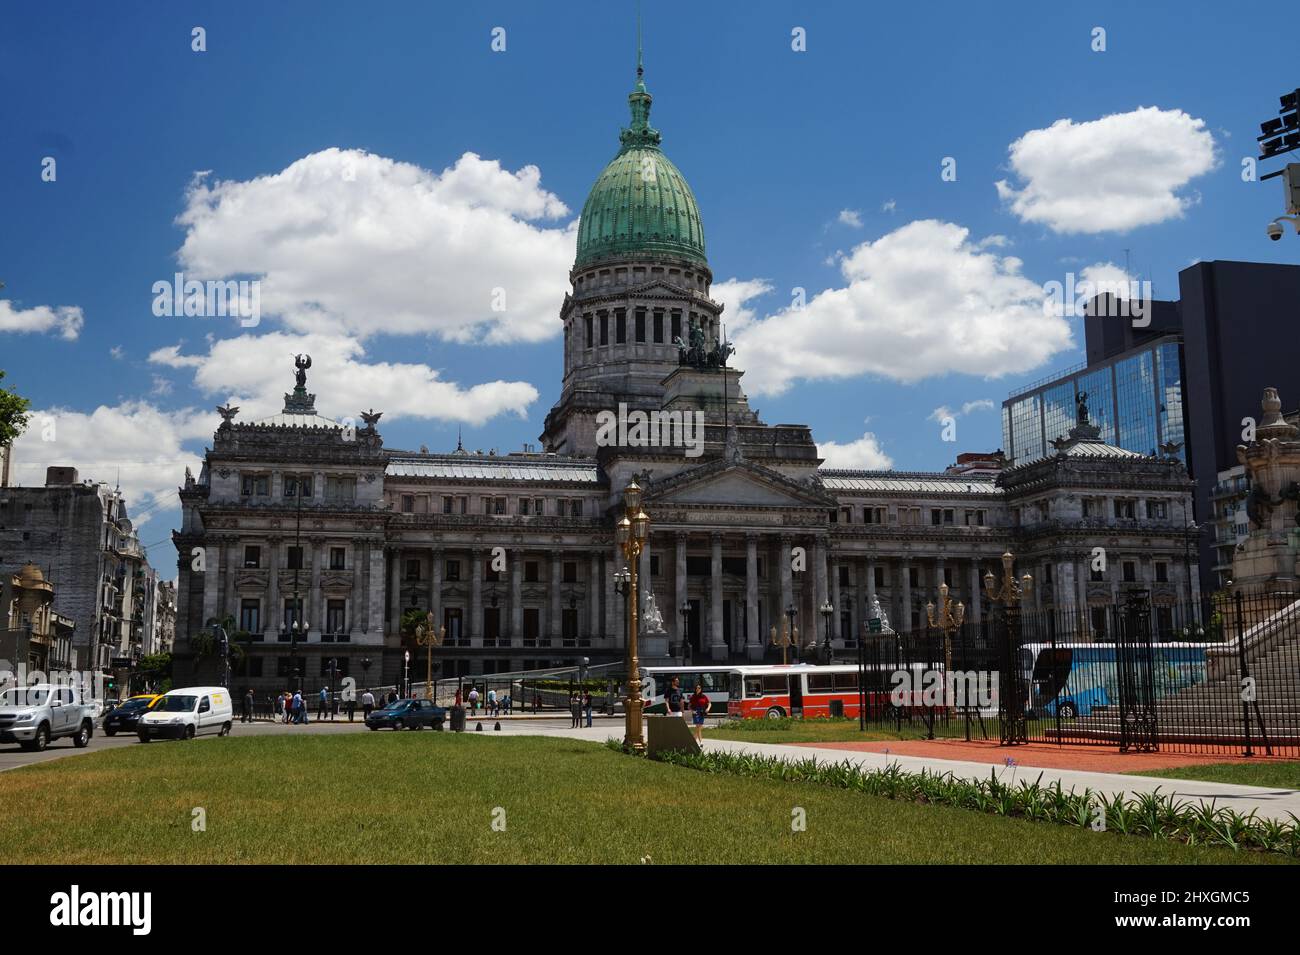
left=673, top=316, right=734, bottom=370
left=1075, top=390, right=1090, bottom=426
left=294, top=353, right=312, bottom=390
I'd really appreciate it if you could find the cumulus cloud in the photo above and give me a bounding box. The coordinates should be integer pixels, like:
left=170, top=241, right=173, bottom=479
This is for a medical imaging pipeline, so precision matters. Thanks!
left=837, top=209, right=864, bottom=228
left=818, top=431, right=893, bottom=470
left=149, top=332, right=539, bottom=426
left=995, top=107, right=1217, bottom=234
left=173, top=148, right=576, bottom=344
left=711, top=278, right=775, bottom=334
left=9, top=402, right=209, bottom=525
left=728, top=220, right=1073, bottom=395
left=929, top=399, right=995, bottom=424
left=0, top=299, right=84, bottom=340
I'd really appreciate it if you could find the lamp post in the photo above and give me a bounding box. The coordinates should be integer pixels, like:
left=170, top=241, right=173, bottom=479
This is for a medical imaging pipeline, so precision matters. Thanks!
left=926, top=582, right=965, bottom=716
left=771, top=611, right=796, bottom=666
left=402, top=650, right=410, bottom=699
left=678, top=601, right=691, bottom=664
left=614, top=565, right=630, bottom=653
left=281, top=618, right=307, bottom=693
left=615, top=479, right=650, bottom=752
left=819, top=600, right=834, bottom=664
left=984, top=550, right=1032, bottom=745
left=415, top=610, right=444, bottom=702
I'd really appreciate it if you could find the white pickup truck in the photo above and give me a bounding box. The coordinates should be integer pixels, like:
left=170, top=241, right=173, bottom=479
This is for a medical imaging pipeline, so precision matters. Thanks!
left=0, top=684, right=96, bottom=751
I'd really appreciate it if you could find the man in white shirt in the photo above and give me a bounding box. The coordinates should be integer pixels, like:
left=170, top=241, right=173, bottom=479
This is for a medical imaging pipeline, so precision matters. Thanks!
left=361, top=689, right=375, bottom=719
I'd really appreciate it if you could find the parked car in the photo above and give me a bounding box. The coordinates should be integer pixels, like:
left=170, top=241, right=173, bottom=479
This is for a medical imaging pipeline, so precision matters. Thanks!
left=365, top=698, right=445, bottom=731
left=0, top=684, right=96, bottom=751
left=138, top=687, right=233, bottom=741
left=102, top=694, right=163, bottom=736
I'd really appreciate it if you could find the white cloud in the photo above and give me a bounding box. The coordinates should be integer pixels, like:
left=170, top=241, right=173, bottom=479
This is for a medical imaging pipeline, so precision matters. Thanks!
left=9, top=402, right=209, bottom=525
left=729, top=220, right=1074, bottom=395
left=109, top=345, right=125, bottom=360
left=837, top=209, right=864, bottom=228
left=882, top=199, right=896, bottom=213
left=0, top=299, right=84, bottom=340
left=995, top=106, right=1217, bottom=234
left=173, top=148, right=576, bottom=344
left=150, top=375, right=174, bottom=397
left=149, top=331, right=539, bottom=426
left=711, top=278, right=775, bottom=334
left=930, top=399, right=994, bottom=423
left=961, top=399, right=994, bottom=415
left=818, top=431, right=893, bottom=470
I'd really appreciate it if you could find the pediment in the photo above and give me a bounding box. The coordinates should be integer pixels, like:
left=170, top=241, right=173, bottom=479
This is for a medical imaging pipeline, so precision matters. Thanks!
left=647, top=459, right=832, bottom=509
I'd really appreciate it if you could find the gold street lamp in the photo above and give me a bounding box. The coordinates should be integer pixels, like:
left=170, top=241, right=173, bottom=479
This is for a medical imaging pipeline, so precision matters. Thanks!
left=770, top=614, right=798, bottom=666
left=414, top=610, right=444, bottom=701
left=616, top=480, right=650, bottom=751
left=983, top=551, right=1032, bottom=606
left=926, top=582, right=965, bottom=706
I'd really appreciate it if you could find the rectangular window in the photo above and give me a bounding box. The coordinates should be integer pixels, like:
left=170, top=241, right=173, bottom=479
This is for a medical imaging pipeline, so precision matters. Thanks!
left=616, top=310, right=626, bottom=344
left=874, top=566, right=885, bottom=588
left=401, top=494, right=415, bottom=513
left=909, top=568, right=919, bottom=588
left=443, top=496, right=454, bottom=514
left=1155, top=562, right=1168, bottom=583
left=671, top=311, right=681, bottom=342
left=563, top=561, right=578, bottom=583
left=931, top=509, right=942, bottom=526
left=287, top=546, right=304, bottom=571
left=325, top=476, right=355, bottom=502
left=329, top=547, right=346, bottom=570
left=525, top=561, right=540, bottom=583
left=482, top=497, right=494, bottom=515
left=584, top=314, right=593, bottom=348
left=405, top=559, right=421, bottom=581
left=326, top=599, right=346, bottom=637
left=494, top=497, right=507, bottom=515
left=519, top=498, right=530, bottom=516
left=1148, top=500, right=1167, bottom=520
left=571, top=499, right=583, bottom=517
left=600, top=312, right=608, bottom=345
left=239, top=598, right=261, bottom=635
left=533, top=497, right=544, bottom=516
left=556, top=499, right=567, bottom=517
left=523, top=608, right=540, bottom=641
left=635, top=309, right=646, bottom=343
left=244, top=545, right=261, bottom=569
left=241, top=474, right=270, bottom=497
left=653, top=311, right=664, bottom=343
left=445, top=560, right=461, bottom=582
left=650, top=554, right=661, bottom=577
left=1123, top=561, right=1137, bottom=583
left=1115, top=499, right=1136, bottom=520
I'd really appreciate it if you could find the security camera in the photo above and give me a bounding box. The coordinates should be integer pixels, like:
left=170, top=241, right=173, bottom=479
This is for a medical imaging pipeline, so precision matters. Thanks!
left=1268, top=221, right=1284, bottom=241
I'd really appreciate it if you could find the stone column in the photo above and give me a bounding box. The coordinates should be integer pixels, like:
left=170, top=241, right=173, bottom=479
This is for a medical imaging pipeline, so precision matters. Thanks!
left=589, top=552, right=601, bottom=638
left=605, top=545, right=618, bottom=642
left=348, top=539, right=361, bottom=638
left=779, top=536, right=793, bottom=635
left=829, top=555, right=843, bottom=647
left=470, top=548, right=483, bottom=645
left=865, top=556, right=877, bottom=610
left=710, top=533, right=725, bottom=659
left=202, top=540, right=221, bottom=628
left=745, top=534, right=759, bottom=660
left=368, top=541, right=385, bottom=636
left=813, top=538, right=829, bottom=621
left=430, top=548, right=442, bottom=638
left=222, top=538, right=236, bottom=623
left=935, top=556, right=946, bottom=603
left=675, top=534, right=688, bottom=651
left=308, top=540, right=322, bottom=640
left=550, top=552, right=562, bottom=642
left=510, top=548, right=523, bottom=641
left=387, top=548, right=401, bottom=636
left=264, top=540, right=279, bottom=640
left=900, top=558, right=911, bottom=633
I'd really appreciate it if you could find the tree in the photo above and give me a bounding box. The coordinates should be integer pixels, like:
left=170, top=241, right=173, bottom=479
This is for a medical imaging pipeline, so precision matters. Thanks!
left=0, top=369, right=31, bottom=447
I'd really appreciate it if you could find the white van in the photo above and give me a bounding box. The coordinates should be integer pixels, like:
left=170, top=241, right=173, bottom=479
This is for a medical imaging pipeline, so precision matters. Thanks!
left=137, top=686, right=233, bottom=741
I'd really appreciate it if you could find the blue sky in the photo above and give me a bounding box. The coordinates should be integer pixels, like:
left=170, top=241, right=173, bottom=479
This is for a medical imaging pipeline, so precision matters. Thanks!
left=1, top=0, right=1296, bottom=566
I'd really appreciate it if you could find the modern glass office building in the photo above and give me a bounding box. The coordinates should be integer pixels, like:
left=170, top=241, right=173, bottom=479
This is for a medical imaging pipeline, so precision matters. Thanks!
left=1002, top=337, right=1185, bottom=466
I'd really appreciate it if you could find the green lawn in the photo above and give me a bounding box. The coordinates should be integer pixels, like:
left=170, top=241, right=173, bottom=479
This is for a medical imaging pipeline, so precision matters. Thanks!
left=705, top=715, right=989, bottom=745
left=1127, top=762, right=1300, bottom=790
left=0, top=735, right=1289, bottom=864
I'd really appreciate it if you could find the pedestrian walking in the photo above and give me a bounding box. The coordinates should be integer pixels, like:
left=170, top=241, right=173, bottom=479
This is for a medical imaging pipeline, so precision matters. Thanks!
left=468, top=686, right=479, bottom=713
left=361, top=689, right=375, bottom=719
left=241, top=688, right=254, bottom=723
left=583, top=690, right=593, bottom=727
left=487, top=687, right=497, bottom=717
left=689, top=682, right=710, bottom=743
left=569, top=692, right=581, bottom=728
left=533, top=693, right=541, bottom=713
left=345, top=696, right=356, bottom=721
left=317, top=687, right=328, bottom=720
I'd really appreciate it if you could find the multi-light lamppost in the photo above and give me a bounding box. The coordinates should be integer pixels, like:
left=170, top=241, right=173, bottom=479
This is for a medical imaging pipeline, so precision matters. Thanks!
left=771, top=611, right=798, bottom=665
left=615, top=480, right=650, bottom=752
left=818, top=600, right=834, bottom=664
left=925, top=582, right=965, bottom=700
left=984, top=550, right=1032, bottom=745
left=414, top=610, right=444, bottom=701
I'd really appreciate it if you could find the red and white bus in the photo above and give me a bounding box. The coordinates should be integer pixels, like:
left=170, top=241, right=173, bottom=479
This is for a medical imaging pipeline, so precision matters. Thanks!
left=726, top=663, right=935, bottom=720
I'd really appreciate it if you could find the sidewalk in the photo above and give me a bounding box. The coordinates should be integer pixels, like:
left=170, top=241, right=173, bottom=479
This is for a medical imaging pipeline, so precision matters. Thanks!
left=484, top=719, right=1300, bottom=823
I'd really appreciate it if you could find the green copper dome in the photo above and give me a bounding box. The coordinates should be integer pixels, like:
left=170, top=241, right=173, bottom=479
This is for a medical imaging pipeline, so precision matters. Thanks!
left=574, top=70, right=707, bottom=270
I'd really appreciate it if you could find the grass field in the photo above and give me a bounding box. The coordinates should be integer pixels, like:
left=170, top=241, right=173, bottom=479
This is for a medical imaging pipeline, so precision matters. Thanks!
left=1128, top=762, right=1300, bottom=790
left=0, top=734, right=1291, bottom=864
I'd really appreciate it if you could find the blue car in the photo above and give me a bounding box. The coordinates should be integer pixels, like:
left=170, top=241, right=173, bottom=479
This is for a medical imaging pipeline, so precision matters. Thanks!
left=365, top=698, right=446, bottom=731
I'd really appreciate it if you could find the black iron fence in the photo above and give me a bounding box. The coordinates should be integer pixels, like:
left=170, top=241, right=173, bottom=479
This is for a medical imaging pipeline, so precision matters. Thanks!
left=853, top=588, right=1300, bottom=758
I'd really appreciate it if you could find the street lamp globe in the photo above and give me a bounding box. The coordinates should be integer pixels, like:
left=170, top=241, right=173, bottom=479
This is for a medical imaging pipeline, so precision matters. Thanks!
left=616, top=516, right=631, bottom=547
left=632, top=508, right=650, bottom=541
left=622, top=479, right=642, bottom=512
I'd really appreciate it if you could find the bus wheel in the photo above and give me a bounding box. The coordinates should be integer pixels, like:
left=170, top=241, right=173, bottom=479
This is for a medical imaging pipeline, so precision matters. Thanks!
left=765, top=707, right=785, bottom=719
left=1057, top=701, right=1078, bottom=719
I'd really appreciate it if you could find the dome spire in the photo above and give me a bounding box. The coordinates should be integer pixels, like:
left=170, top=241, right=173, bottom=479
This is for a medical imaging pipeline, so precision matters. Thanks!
left=621, top=2, right=660, bottom=150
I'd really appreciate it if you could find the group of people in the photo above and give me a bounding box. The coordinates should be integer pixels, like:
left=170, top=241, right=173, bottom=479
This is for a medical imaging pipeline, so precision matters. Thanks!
left=569, top=691, right=594, bottom=728
left=459, top=686, right=511, bottom=716
left=662, top=676, right=712, bottom=742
